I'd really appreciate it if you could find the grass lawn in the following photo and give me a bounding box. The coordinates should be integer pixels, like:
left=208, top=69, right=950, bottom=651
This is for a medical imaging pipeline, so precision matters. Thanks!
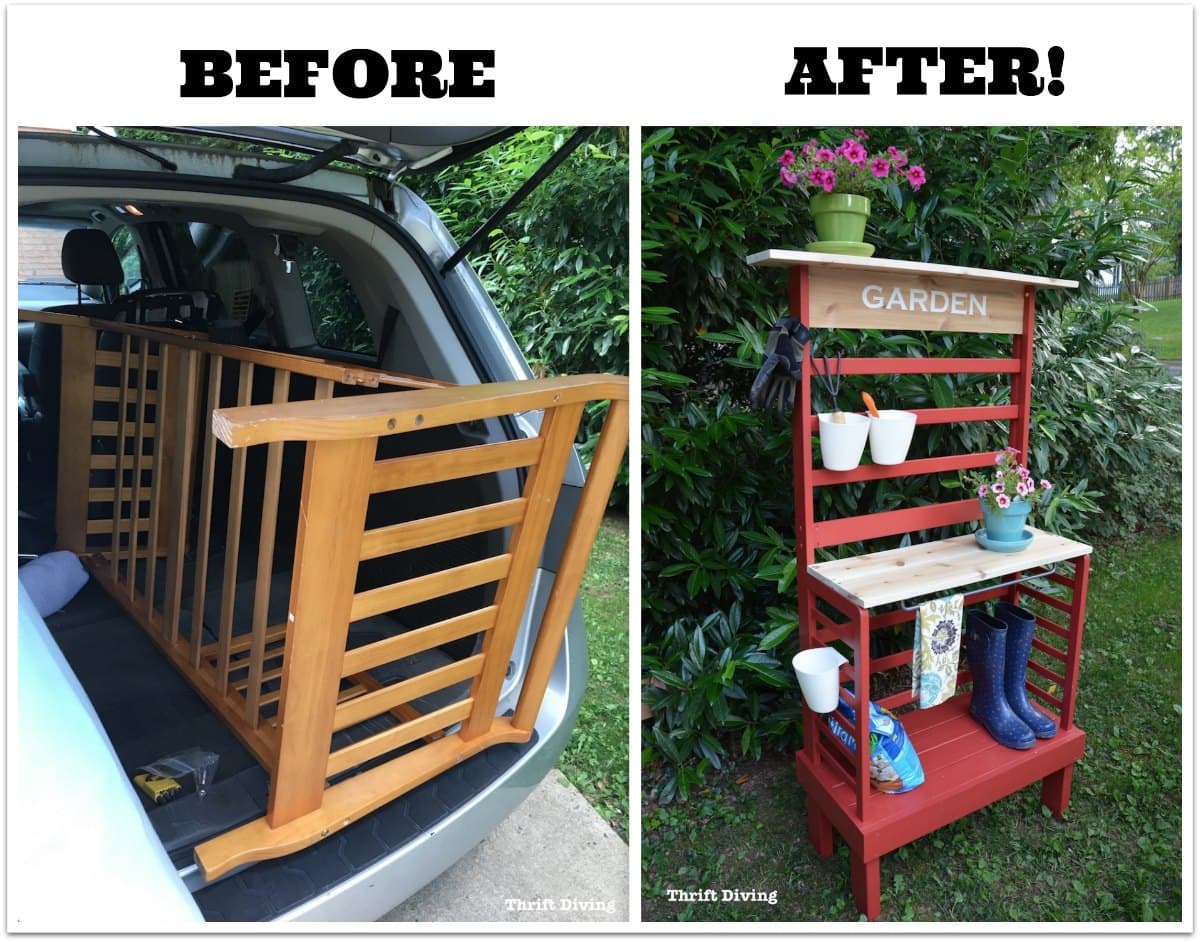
left=642, top=530, right=1182, bottom=922
left=558, top=512, right=629, bottom=840
left=1136, top=298, right=1182, bottom=360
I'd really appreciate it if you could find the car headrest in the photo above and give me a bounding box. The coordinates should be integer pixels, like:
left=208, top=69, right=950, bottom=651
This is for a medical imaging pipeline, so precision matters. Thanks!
left=61, top=229, right=124, bottom=287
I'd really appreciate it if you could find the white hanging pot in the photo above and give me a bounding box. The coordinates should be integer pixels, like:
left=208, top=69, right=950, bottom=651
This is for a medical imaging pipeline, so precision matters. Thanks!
left=868, top=409, right=918, bottom=465
left=792, top=647, right=849, bottom=713
left=817, top=412, right=869, bottom=471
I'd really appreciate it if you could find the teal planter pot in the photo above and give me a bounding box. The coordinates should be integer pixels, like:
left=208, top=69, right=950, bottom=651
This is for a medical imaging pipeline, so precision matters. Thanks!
left=979, top=496, right=1031, bottom=543
left=806, top=192, right=873, bottom=256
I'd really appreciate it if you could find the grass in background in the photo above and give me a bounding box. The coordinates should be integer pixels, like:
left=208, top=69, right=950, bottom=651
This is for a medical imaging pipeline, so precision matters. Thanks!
left=560, top=514, right=629, bottom=840
left=642, top=531, right=1182, bottom=922
left=1136, top=298, right=1183, bottom=360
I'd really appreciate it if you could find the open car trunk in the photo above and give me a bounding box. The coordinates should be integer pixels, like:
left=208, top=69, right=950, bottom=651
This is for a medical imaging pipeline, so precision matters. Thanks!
left=17, top=309, right=628, bottom=920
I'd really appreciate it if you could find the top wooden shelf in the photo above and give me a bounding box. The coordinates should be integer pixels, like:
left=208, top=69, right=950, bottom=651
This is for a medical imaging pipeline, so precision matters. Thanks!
left=746, top=250, right=1079, bottom=290
left=807, top=526, right=1093, bottom=610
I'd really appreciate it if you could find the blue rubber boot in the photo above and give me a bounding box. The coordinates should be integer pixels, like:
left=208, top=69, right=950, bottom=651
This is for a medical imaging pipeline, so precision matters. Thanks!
left=965, top=610, right=1035, bottom=749
left=994, top=600, right=1058, bottom=739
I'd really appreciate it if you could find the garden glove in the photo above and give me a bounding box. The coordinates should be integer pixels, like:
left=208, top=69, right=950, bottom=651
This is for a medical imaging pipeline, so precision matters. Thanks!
left=750, top=316, right=809, bottom=416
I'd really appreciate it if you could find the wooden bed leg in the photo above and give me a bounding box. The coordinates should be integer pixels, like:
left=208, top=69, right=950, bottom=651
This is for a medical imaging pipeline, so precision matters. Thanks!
left=806, top=797, right=834, bottom=858
left=1041, top=764, right=1074, bottom=818
left=850, top=851, right=881, bottom=920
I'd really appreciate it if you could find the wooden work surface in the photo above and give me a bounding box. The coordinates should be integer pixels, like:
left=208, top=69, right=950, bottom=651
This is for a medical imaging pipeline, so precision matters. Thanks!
left=745, top=250, right=1079, bottom=289
left=807, top=527, right=1093, bottom=609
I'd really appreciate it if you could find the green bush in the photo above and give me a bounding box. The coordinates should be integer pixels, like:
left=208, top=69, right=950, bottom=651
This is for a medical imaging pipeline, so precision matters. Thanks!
left=642, top=126, right=1182, bottom=799
left=420, top=127, right=630, bottom=503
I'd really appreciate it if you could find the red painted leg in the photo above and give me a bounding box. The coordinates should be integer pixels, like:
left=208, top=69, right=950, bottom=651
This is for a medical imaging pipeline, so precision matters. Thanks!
left=806, top=797, right=834, bottom=858
left=1041, top=764, right=1075, bottom=818
left=850, top=851, right=881, bottom=920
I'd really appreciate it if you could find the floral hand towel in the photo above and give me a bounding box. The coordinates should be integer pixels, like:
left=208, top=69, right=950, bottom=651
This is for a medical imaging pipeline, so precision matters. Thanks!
left=911, top=595, right=963, bottom=708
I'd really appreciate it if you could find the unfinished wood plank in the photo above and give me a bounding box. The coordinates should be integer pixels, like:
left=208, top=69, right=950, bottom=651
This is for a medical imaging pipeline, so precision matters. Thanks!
left=326, top=700, right=474, bottom=778
left=95, top=385, right=156, bottom=404
left=88, top=517, right=152, bottom=535
left=370, top=438, right=543, bottom=493
left=194, top=717, right=529, bottom=881
left=245, top=368, right=290, bottom=725
left=349, top=554, right=511, bottom=623
left=360, top=499, right=527, bottom=561
left=806, top=528, right=1094, bottom=610
left=96, top=349, right=160, bottom=369
left=341, top=606, right=496, bottom=677
left=267, top=435, right=376, bottom=827
left=314, top=377, right=335, bottom=400
left=92, top=420, right=157, bottom=438
left=332, top=655, right=485, bottom=733
left=514, top=398, right=630, bottom=731
left=462, top=401, right=585, bottom=740
left=745, top=250, right=1079, bottom=289
left=213, top=374, right=630, bottom=448
left=189, top=354, right=224, bottom=668
left=54, top=324, right=99, bottom=554
left=216, top=360, right=254, bottom=695
left=125, top=340, right=152, bottom=598
left=161, top=349, right=202, bottom=643
left=109, top=334, right=133, bottom=576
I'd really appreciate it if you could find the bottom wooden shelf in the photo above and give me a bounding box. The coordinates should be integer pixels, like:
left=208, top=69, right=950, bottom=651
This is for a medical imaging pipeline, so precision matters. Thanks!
left=796, top=691, right=1085, bottom=863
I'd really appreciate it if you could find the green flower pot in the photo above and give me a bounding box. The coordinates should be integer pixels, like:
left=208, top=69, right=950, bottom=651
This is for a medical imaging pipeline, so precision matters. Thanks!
left=806, top=192, right=873, bottom=257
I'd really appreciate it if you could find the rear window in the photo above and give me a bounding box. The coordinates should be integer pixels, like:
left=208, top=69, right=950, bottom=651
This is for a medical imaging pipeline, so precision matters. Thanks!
left=294, top=241, right=373, bottom=354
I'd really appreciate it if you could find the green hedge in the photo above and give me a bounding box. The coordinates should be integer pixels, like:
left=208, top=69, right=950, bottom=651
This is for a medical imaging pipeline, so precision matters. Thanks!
left=642, top=127, right=1181, bottom=801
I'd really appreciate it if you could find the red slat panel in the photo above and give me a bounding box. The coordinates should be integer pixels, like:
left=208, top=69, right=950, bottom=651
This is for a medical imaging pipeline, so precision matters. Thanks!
left=1031, top=612, right=1071, bottom=639
left=870, top=649, right=913, bottom=674
left=1026, top=682, right=1063, bottom=710
left=814, top=498, right=980, bottom=548
left=813, top=450, right=1001, bottom=486
left=805, top=404, right=1018, bottom=434
left=837, top=357, right=1021, bottom=376
left=1021, top=586, right=1072, bottom=615
left=1027, top=659, right=1067, bottom=687
left=1030, top=636, right=1068, bottom=664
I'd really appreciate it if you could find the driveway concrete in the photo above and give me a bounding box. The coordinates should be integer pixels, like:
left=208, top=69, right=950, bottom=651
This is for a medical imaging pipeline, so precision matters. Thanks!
left=380, top=769, right=628, bottom=923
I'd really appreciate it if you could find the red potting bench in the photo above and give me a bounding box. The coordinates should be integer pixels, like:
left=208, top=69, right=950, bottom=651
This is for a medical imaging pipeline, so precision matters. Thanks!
left=748, top=250, right=1093, bottom=919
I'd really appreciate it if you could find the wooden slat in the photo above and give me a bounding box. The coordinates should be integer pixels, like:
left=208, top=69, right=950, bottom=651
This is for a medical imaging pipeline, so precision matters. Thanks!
left=805, top=405, right=1019, bottom=434
left=1026, top=682, right=1063, bottom=711
left=234, top=667, right=284, bottom=693
left=88, top=517, right=151, bottom=535
left=807, top=529, right=1093, bottom=610
left=194, top=717, right=529, bottom=881
left=89, top=485, right=153, bottom=504
left=216, top=361, right=254, bottom=695
left=370, top=438, right=543, bottom=494
left=110, top=335, right=132, bottom=577
left=267, top=436, right=377, bottom=827
left=314, top=377, right=335, bottom=400
left=463, top=401, right=585, bottom=739
left=161, top=350, right=201, bottom=643
left=1030, top=636, right=1068, bottom=664
left=359, top=499, right=527, bottom=560
left=201, top=624, right=288, bottom=658
left=246, top=369, right=290, bottom=725
left=92, top=420, right=157, bottom=438
left=143, top=346, right=171, bottom=615
left=1021, top=586, right=1072, bottom=616
left=338, top=684, right=368, bottom=703
left=54, top=324, right=100, bottom=554
left=95, top=385, right=157, bottom=404
left=213, top=375, right=630, bottom=448
left=745, top=250, right=1079, bottom=289
left=332, top=655, right=485, bottom=732
left=835, top=357, right=1022, bottom=376
left=1027, top=659, right=1067, bottom=688
left=344, top=671, right=441, bottom=739
left=326, top=700, right=474, bottom=778
left=190, top=354, right=224, bottom=668
left=513, top=398, right=630, bottom=731
left=350, top=555, right=511, bottom=623
left=812, top=499, right=982, bottom=550
left=1031, top=612, right=1071, bottom=641
left=341, top=607, right=496, bottom=677
left=96, top=349, right=159, bottom=369
left=125, top=340, right=151, bottom=598
left=812, top=451, right=1001, bottom=487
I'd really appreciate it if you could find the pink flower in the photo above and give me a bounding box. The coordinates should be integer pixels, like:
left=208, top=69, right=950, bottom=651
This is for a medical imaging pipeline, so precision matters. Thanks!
left=1018, top=466, right=1031, bottom=478
left=778, top=149, right=796, bottom=167
left=815, top=148, right=835, bottom=162
left=854, top=128, right=869, bottom=140
left=996, top=494, right=1011, bottom=508
left=907, top=165, right=927, bottom=190
left=808, top=167, right=825, bottom=187
left=977, top=484, right=988, bottom=498
left=820, top=169, right=836, bottom=193
left=841, top=139, right=867, bottom=165
left=994, top=453, right=1006, bottom=465
left=870, top=156, right=891, bottom=178
left=1016, top=480, right=1031, bottom=496
left=887, top=146, right=908, bottom=168
left=780, top=166, right=799, bottom=188
left=1040, top=479, right=1052, bottom=490
left=992, top=481, right=1006, bottom=494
